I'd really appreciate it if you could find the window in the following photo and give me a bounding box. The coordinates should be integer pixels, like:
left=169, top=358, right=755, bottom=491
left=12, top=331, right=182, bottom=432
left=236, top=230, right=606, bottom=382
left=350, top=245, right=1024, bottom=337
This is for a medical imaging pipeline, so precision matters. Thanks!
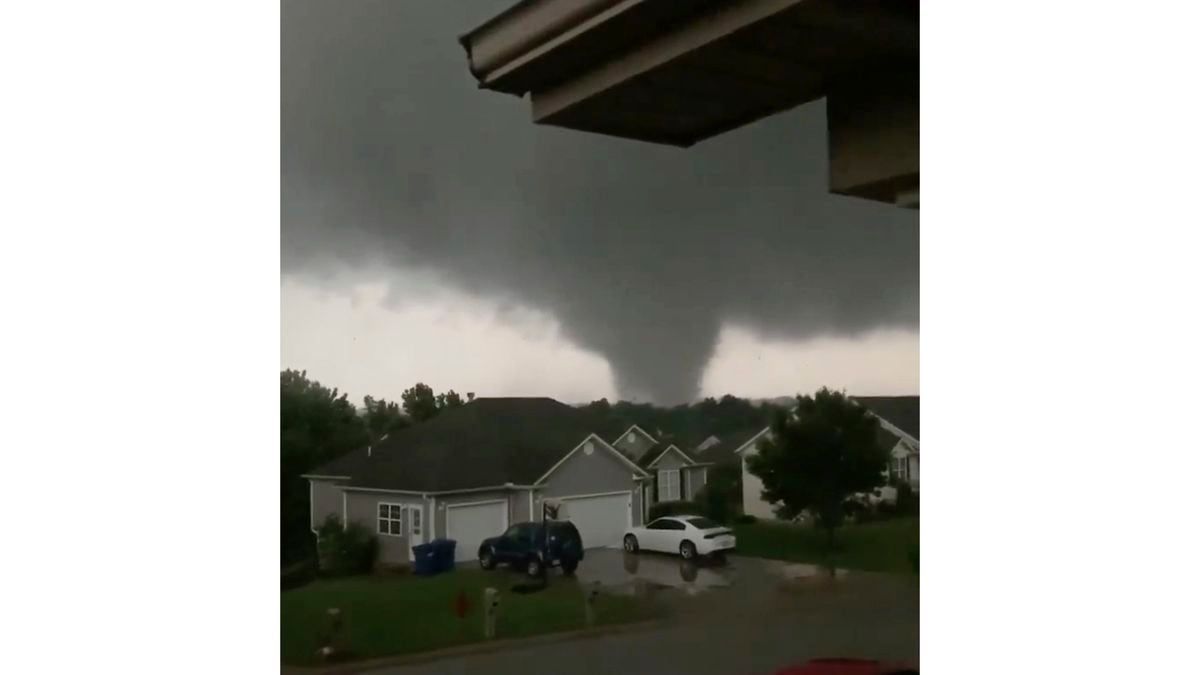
left=657, top=469, right=680, bottom=501
left=647, top=518, right=683, bottom=530
left=378, top=502, right=404, bottom=536
left=685, top=517, right=719, bottom=530
left=892, top=457, right=908, bottom=481
left=701, top=468, right=708, bottom=486
left=503, top=524, right=522, bottom=538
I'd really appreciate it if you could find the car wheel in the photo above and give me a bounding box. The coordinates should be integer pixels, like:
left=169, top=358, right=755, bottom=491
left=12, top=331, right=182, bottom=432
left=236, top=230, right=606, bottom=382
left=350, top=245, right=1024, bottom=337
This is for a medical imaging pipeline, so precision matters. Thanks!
left=680, top=541, right=696, bottom=560
left=525, top=556, right=544, bottom=578
left=561, top=558, right=578, bottom=575
left=479, top=548, right=497, bottom=570
left=623, top=534, right=639, bottom=553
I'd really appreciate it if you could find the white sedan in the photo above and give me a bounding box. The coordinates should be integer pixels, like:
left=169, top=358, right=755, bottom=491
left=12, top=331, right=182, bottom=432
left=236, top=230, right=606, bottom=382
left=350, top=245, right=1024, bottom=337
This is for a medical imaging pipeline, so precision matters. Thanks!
left=622, top=515, right=736, bottom=560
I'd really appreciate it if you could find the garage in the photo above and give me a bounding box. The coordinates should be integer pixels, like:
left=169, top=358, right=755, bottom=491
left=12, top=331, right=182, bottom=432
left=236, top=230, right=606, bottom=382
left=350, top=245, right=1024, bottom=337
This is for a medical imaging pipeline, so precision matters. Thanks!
left=445, top=500, right=508, bottom=562
left=559, top=492, right=632, bottom=549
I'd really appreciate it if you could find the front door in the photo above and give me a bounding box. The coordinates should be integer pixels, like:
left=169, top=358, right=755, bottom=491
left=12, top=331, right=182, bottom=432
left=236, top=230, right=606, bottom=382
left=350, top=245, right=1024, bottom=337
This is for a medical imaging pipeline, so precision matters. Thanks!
left=407, top=505, right=424, bottom=560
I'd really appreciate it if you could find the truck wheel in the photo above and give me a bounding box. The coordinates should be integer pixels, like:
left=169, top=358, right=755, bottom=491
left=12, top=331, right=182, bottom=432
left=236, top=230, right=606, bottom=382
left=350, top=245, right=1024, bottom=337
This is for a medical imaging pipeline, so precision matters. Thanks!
left=525, top=556, right=544, bottom=578
left=561, top=558, right=578, bottom=575
left=479, top=548, right=497, bottom=570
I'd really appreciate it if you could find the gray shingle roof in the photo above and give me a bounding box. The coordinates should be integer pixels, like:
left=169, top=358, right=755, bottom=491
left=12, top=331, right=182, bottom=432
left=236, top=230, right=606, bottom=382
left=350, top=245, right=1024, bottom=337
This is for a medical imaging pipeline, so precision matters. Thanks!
left=853, top=396, right=919, bottom=440
left=311, top=398, right=635, bottom=492
left=693, top=426, right=769, bottom=465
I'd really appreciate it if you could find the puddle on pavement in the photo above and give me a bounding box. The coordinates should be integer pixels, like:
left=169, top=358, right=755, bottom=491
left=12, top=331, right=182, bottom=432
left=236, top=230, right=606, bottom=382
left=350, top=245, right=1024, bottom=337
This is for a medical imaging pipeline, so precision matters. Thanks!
left=577, top=550, right=734, bottom=597
left=766, top=562, right=851, bottom=589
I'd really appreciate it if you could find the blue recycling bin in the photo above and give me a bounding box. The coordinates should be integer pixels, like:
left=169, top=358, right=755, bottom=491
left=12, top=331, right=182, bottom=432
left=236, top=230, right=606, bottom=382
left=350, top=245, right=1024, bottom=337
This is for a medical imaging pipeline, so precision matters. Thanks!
left=411, top=542, right=437, bottom=576
left=432, top=539, right=457, bottom=573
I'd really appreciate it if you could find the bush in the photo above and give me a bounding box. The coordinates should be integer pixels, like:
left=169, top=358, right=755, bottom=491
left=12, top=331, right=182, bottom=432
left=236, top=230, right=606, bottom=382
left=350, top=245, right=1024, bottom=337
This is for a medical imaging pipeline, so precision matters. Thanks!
left=696, top=486, right=735, bottom=524
left=316, top=515, right=378, bottom=576
left=281, top=559, right=316, bottom=591
left=895, top=483, right=919, bottom=516
left=648, top=500, right=703, bottom=521
left=734, top=514, right=758, bottom=524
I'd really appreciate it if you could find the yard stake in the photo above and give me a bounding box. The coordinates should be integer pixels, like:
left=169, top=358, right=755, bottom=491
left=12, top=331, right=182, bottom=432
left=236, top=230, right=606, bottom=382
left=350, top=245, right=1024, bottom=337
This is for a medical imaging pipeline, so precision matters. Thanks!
left=483, top=587, right=500, bottom=639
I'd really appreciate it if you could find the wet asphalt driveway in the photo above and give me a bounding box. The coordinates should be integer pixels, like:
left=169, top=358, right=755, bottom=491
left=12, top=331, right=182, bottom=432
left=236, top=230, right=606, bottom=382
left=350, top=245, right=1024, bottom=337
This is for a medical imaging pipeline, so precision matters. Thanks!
left=369, top=549, right=919, bottom=675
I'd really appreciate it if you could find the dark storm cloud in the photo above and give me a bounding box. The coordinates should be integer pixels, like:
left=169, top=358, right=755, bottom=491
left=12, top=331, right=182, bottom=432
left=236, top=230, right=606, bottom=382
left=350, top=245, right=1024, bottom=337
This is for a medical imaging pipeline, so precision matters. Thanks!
left=281, top=0, right=919, bottom=403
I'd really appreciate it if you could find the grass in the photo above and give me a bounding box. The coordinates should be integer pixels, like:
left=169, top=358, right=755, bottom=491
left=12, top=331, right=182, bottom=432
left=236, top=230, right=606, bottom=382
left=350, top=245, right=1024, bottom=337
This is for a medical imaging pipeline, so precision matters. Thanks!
left=732, top=517, right=919, bottom=575
left=281, top=568, right=656, bottom=666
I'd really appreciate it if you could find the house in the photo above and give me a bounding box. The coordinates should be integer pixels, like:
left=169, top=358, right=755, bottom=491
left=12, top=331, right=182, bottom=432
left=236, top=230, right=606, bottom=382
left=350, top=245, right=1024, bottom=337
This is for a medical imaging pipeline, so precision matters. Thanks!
left=640, top=442, right=709, bottom=504
left=457, top=0, right=918, bottom=207
left=635, top=427, right=766, bottom=506
left=304, top=398, right=652, bottom=564
left=735, top=396, right=920, bottom=520
left=855, top=396, right=920, bottom=492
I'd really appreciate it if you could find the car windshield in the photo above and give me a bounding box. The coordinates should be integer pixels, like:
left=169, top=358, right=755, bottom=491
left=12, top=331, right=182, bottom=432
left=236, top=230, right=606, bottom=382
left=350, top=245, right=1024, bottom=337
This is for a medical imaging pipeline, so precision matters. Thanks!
left=685, top=517, right=720, bottom=529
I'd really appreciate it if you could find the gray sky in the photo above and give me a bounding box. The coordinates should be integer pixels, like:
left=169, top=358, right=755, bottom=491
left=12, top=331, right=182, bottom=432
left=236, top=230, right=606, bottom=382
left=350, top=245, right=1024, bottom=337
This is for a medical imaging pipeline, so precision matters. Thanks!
left=281, top=0, right=919, bottom=405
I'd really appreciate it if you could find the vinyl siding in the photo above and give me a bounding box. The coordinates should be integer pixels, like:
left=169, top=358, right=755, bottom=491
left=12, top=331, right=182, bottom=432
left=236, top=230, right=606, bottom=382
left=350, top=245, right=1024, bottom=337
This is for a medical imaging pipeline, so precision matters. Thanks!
left=343, top=491, right=428, bottom=565
left=540, top=439, right=644, bottom=526
left=309, top=478, right=346, bottom=531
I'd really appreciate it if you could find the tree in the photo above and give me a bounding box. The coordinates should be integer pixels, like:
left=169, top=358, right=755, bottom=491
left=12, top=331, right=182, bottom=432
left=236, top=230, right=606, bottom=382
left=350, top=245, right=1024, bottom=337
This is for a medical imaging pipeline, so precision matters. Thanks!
left=362, top=395, right=409, bottom=438
left=438, top=389, right=464, bottom=409
left=745, top=388, right=888, bottom=547
left=280, top=370, right=369, bottom=565
left=696, top=462, right=741, bottom=523
left=401, top=382, right=440, bottom=422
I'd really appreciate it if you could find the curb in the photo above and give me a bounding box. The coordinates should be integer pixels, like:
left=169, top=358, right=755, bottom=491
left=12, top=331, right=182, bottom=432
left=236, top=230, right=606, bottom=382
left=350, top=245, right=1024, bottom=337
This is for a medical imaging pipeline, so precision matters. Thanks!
left=281, top=619, right=665, bottom=675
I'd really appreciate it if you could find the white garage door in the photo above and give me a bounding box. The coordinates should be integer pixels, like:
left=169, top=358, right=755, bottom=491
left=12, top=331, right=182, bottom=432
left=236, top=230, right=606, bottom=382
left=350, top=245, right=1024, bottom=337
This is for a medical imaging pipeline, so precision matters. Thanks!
left=446, top=500, right=508, bottom=562
left=560, top=492, right=631, bottom=549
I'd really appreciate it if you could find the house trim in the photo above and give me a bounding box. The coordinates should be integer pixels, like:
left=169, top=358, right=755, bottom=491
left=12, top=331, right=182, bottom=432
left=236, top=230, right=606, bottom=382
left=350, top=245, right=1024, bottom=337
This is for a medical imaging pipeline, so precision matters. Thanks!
left=445, top=498, right=510, bottom=510
left=732, top=427, right=772, bottom=455
left=657, top=468, right=681, bottom=501
left=645, top=444, right=695, bottom=468
left=535, top=433, right=652, bottom=485
left=341, top=484, right=540, bottom=497
left=614, top=423, right=658, bottom=445
left=301, top=474, right=351, bottom=480
left=376, top=501, right=408, bottom=538
left=873, top=415, right=919, bottom=448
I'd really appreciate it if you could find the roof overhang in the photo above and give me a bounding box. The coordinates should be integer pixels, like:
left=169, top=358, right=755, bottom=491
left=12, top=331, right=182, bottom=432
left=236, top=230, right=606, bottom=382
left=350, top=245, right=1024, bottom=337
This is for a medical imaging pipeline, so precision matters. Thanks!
left=460, top=0, right=918, bottom=206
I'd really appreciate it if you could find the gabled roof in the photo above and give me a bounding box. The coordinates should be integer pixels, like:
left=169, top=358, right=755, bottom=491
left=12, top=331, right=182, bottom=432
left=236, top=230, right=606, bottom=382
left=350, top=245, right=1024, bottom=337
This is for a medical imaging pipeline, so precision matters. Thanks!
left=611, top=423, right=658, bottom=446
left=853, top=396, right=919, bottom=442
left=643, top=444, right=696, bottom=469
left=695, top=426, right=771, bottom=464
left=311, top=397, right=647, bottom=493
left=732, top=426, right=773, bottom=455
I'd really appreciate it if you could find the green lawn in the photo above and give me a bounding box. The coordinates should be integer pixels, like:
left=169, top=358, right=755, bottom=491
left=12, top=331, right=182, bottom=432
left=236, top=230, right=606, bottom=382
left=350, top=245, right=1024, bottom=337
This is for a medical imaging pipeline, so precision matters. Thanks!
left=732, top=517, right=919, bottom=575
left=281, top=569, right=656, bottom=666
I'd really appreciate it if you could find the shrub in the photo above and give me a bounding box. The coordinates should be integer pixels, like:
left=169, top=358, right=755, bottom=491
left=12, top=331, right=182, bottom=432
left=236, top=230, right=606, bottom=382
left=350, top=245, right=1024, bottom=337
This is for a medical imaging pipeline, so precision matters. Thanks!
left=696, top=485, right=735, bottom=524
left=895, top=482, right=919, bottom=516
left=649, top=500, right=703, bottom=521
left=281, top=559, right=316, bottom=591
left=316, top=515, right=378, bottom=576
left=734, top=514, right=758, bottom=525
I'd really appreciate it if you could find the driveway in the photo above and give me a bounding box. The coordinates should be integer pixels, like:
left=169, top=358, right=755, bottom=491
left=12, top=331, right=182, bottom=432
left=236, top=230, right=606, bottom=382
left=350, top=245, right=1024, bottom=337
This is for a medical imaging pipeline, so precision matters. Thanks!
left=367, top=549, right=919, bottom=675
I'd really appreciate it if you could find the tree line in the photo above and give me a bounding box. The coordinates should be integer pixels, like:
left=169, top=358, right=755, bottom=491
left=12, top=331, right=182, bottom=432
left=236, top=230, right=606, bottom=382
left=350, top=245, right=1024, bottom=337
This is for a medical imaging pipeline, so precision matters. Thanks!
left=280, top=369, right=469, bottom=565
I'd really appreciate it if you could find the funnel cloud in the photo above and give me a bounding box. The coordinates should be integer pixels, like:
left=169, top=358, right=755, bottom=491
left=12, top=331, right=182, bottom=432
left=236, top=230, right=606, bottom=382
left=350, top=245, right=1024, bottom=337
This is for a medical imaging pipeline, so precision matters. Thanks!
left=282, top=0, right=918, bottom=404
